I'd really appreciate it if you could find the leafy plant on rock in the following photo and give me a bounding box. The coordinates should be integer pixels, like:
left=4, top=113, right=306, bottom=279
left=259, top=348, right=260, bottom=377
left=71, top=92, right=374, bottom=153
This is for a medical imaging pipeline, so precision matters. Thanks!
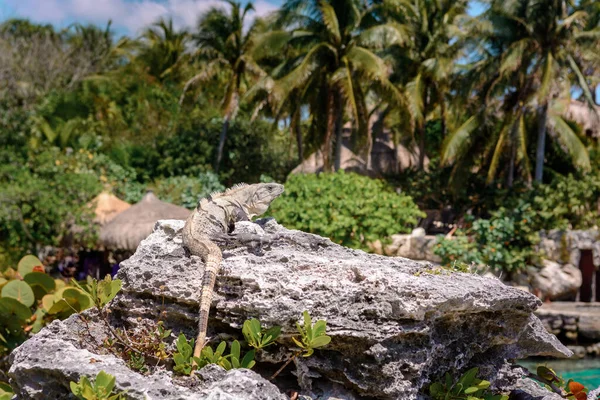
left=428, top=367, right=508, bottom=400
left=270, top=311, right=331, bottom=380
left=172, top=333, right=257, bottom=375
left=70, top=370, right=125, bottom=400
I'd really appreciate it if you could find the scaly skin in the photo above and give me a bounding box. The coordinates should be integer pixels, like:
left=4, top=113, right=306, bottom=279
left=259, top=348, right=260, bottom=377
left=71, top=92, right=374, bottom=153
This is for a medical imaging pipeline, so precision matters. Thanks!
left=182, top=182, right=284, bottom=360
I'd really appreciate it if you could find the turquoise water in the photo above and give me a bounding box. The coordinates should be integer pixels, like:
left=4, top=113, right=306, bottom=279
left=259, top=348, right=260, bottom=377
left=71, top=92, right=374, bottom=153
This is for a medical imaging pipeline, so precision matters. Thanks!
left=519, top=359, right=600, bottom=389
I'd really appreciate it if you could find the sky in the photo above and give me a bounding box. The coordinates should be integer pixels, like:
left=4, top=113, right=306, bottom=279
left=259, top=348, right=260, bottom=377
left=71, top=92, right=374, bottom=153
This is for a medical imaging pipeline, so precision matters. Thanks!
left=0, top=0, right=487, bottom=37
left=0, top=0, right=281, bottom=37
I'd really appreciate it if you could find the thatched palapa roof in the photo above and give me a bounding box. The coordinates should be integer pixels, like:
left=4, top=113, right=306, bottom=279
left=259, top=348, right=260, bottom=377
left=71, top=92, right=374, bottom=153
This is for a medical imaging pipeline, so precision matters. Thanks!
left=91, top=192, right=131, bottom=225
left=100, top=192, right=190, bottom=251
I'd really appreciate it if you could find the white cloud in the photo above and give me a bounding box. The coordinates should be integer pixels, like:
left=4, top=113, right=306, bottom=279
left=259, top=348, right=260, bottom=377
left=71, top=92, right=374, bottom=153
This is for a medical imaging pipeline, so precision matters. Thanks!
left=0, top=0, right=278, bottom=36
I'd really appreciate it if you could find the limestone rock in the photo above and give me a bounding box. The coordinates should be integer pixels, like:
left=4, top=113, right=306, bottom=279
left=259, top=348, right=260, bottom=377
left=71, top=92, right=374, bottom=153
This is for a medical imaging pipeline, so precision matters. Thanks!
left=385, top=232, right=442, bottom=263
left=8, top=312, right=284, bottom=400
left=538, top=229, right=600, bottom=267
left=9, top=219, right=570, bottom=400
left=530, top=260, right=582, bottom=301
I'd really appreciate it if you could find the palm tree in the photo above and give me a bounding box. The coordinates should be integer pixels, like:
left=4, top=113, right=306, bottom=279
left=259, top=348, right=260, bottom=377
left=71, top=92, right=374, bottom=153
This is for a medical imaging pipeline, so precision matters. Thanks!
left=256, top=0, right=404, bottom=171
left=137, top=18, right=189, bottom=82
left=443, top=0, right=597, bottom=185
left=180, top=0, right=263, bottom=173
left=380, top=0, right=470, bottom=170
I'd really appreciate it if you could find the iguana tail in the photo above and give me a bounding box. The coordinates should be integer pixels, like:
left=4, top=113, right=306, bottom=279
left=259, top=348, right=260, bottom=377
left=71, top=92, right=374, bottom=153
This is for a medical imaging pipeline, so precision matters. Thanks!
left=193, top=241, right=222, bottom=360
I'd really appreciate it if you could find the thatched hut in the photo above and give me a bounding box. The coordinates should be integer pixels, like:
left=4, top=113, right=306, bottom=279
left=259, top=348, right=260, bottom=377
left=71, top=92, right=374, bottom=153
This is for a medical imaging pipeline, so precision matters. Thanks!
left=91, top=192, right=131, bottom=225
left=100, top=192, right=190, bottom=251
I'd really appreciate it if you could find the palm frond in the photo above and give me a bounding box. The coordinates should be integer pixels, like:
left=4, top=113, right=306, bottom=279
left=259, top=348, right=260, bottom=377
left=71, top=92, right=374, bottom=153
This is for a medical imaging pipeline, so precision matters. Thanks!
left=319, top=1, right=341, bottom=46
left=441, top=115, right=479, bottom=164
left=486, top=122, right=509, bottom=184
left=357, top=23, right=411, bottom=48
left=549, top=114, right=591, bottom=171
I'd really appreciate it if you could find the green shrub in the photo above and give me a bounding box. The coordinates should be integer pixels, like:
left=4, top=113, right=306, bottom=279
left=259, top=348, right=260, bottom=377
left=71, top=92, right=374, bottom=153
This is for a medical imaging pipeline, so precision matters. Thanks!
left=269, top=171, right=425, bottom=250
left=435, top=201, right=540, bottom=274
left=0, top=255, right=93, bottom=357
left=150, top=173, right=225, bottom=209
left=528, top=173, right=600, bottom=230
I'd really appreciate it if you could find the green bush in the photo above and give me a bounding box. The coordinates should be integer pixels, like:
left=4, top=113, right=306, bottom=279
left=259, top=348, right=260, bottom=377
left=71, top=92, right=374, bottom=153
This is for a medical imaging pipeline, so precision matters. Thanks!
left=150, top=173, right=225, bottom=209
left=527, top=173, right=600, bottom=230
left=435, top=201, right=540, bottom=274
left=0, top=255, right=93, bottom=357
left=269, top=171, right=425, bottom=250
left=155, top=111, right=295, bottom=185
left=0, top=147, right=142, bottom=262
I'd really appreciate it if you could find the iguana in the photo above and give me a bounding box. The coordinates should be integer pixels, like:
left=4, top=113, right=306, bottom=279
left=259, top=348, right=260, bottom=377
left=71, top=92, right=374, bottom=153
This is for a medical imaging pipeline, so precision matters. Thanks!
left=182, top=182, right=284, bottom=359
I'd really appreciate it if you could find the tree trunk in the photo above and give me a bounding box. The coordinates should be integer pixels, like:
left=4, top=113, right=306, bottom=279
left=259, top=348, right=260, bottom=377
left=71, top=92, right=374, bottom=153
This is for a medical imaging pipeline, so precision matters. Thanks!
left=418, top=91, right=429, bottom=170
left=333, top=91, right=344, bottom=171
left=215, top=116, right=230, bottom=173
left=534, top=102, right=549, bottom=183
left=323, top=87, right=336, bottom=172
left=507, top=143, right=516, bottom=188
left=292, top=106, right=303, bottom=163
left=439, top=90, right=447, bottom=139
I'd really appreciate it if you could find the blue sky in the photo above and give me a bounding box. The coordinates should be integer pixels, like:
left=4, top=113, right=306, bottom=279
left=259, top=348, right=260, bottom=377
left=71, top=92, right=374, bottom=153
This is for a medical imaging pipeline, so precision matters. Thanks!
left=0, top=0, right=486, bottom=37
left=0, top=0, right=280, bottom=37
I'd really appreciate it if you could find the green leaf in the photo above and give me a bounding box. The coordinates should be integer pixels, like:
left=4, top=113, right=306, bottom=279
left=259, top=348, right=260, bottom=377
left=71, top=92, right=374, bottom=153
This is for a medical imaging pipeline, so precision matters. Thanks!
left=312, top=320, right=327, bottom=338
left=1, top=281, right=35, bottom=307
left=216, top=341, right=227, bottom=356
left=309, top=335, right=331, bottom=348
left=23, top=272, right=55, bottom=292
left=240, top=349, right=255, bottom=369
left=302, top=311, right=312, bottom=338
left=95, top=371, right=116, bottom=394
left=230, top=340, right=240, bottom=360
left=464, top=386, right=479, bottom=394
left=17, top=255, right=43, bottom=277
left=291, top=336, right=305, bottom=349
left=458, top=367, right=479, bottom=388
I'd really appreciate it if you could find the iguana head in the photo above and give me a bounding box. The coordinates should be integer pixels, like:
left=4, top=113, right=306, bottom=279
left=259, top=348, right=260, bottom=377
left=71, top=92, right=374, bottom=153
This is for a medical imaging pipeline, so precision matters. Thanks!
left=242, top=183, right=284, bottom=218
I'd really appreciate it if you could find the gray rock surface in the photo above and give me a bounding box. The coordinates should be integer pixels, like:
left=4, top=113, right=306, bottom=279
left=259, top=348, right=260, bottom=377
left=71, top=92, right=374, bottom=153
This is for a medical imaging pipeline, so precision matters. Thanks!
left=538, top=229, right=600, bottom=267
left=384, top=231, right=441, bottom=262
left=530, top=260, right=582, bottom=301
left=10, top=219, right=571, bottom=400
left=9, top=311, right=284, bottom=399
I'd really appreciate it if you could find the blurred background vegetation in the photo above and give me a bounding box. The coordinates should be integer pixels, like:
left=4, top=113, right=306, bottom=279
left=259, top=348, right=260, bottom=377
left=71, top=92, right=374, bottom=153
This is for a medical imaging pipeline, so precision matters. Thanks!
left=0, top=0, right=599, bottom=272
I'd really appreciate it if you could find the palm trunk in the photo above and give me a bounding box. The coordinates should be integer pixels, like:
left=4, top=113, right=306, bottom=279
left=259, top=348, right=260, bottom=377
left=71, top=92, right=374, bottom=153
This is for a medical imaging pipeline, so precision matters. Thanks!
left=292, top=106, right=303, bottom=163
left=534, top=102, right=549, bottom=183
left=507, top=143, right=516, bottom=188
left=323, top=87, right=336, bottom=172
left=333, top=91, right=344, bottom=171
left=418, top=91, right=428, bottom=170
left=439, top=91, right=447, bottom=139
left=215, top=117, right=230, bottom=173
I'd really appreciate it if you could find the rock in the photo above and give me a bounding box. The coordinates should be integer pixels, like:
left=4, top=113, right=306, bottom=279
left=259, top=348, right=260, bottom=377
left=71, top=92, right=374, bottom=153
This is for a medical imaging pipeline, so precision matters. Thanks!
left=10, top=219, right=570, bottom=400
left=384, top=233, right=442, bottom=263
left=8, top=312, right=284, bottom=400
left=538, top=229, right=600, bottom=267
left=492, top=364, right=564, bottom=400
left=579, top=312, right=600, bottom=340
left=530, top=260, right=582, bottom=301
left=411, top=227, right=426, bottom=237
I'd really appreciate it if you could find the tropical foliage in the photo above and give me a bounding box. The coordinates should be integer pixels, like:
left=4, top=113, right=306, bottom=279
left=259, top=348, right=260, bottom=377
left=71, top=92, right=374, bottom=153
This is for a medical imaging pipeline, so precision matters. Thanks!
left=0, top=0, right=598, bottom=266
